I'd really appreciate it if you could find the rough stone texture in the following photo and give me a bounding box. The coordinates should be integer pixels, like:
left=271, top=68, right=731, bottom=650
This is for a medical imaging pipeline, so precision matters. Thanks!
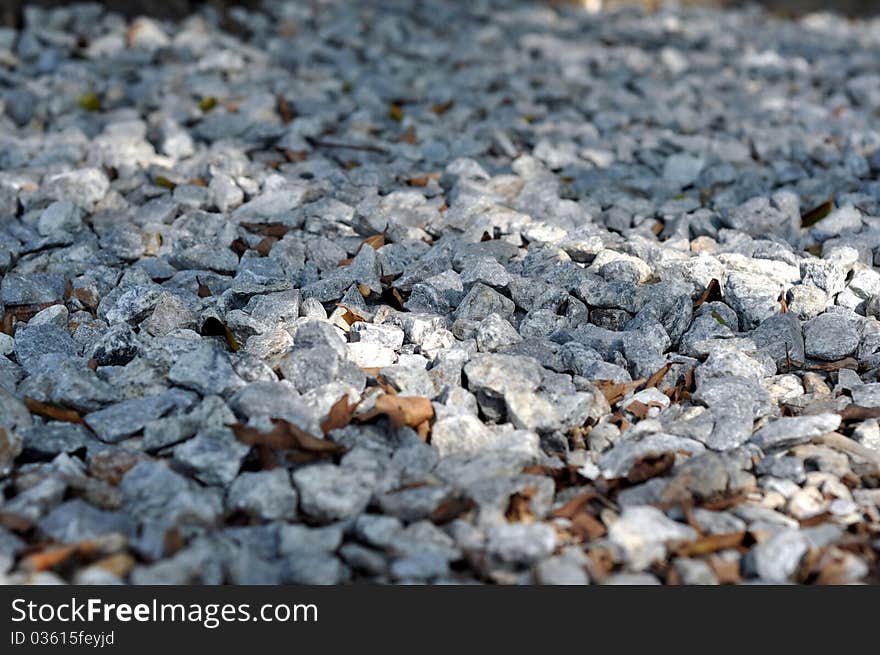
left=0, top=0, right=878, bottom=586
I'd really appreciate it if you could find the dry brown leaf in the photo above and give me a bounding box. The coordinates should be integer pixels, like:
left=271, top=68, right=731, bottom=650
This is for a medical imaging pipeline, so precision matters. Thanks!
left=24, top=397, right=84, bottom=424
left=839, top=405, right=880, bottom=421
left=430, top=496, right=475, bottom=524
left=692, top=278, right=721, bottom=309
left=10, top=302, right=60, bottom=322
left=91, top=552, right=136, bottom=578
left=281, top=148, right=308, bottom=163
left=625, top=400, right=665, bottom=420
left=707, top=555, right=742, bottom=584
left=230, top=237, right=249, bottom=255
left=338, top=308, right=367, bottom=327
left=644, top=363, right=672, bottom=389
left=321, top=395, right=357, bottom=435
left=359, top=394, right=434, bottom=429
left=276, top=94, right=295, bottom=123
left=233, top=419, right=346, bottom=455
left=239, top=222, right=291, bottom=238
left=570, top=512, right=607, bottom=542
left=430, top=100, right=454, bottom=115
left=22, top=545, right=78, bottom=572
left=398, top=125, right=418, bottom=144
left=675, top=532, right=746, bottom=557
left=627, top=452, right=675, bottom=483
left=255, top=236, right=278, bottom=257
left=505, top=487, right=537, bottom=524
left=388, top=103, right=404, bottom=121
left=196, top=277, right=212, bottom=298
left=361, top=234, right=386, bottom=251
left=801, top=198, right=834, bottom=228
left=809, top=357, right=859, bottom=372
left=0, top=511, right=32, bottom=532
left=200, top=316, right=239, bottom=352
left=550, top=492, right=599, bottom=519
left=595, top=378, right=645, bottom=405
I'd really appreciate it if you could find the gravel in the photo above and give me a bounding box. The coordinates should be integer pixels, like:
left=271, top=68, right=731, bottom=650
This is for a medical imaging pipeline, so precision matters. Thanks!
left=1, top=0, right=879, bottom=586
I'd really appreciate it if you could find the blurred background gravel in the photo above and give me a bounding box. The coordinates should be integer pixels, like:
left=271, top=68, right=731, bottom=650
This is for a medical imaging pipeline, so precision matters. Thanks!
left=2, top=1, right=879, bottom=28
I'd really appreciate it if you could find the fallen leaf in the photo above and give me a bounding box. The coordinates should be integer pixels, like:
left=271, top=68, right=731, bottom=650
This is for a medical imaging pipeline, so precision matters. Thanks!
left=644, top=363, right=672, bottom=389
left=200, top=316, right=239, bottom=352
left=505, top=487, right=537, bottom=524
left=154, top=175, right=177, bottom=190
left=255, top=236, right=278, bottom=257
left=198, top=96, right=217, bottom=112
left=779, top=292, right=788, bottom=314
left=24, top=398, right=84, bottom=424
left=22, top=545, right=78, bottom=572
left=625, top=400, right=665, bottom=421
left=809, top=357, right=859, bottom=372
left=0, top=511, right=32, bottom=532
left=388, top=103, right=404, bottom=121
left=398, top=125, right=418, bottom=144
left=627, top=452, right=675, bottom=483
left=276, top=94, right=295, bottom=123
left=91, top=553, right=136, bottom=578
left=233, top=419, right=346, bottom=455
left=407, top=173, right=435, bottom=187
left=569, top=512, right=607, bottom=541
left=281, top=148, right=308, bottom=163
left=338, top=307, right=367, bottom=327
left=550, top=492, right=600, bottom=519
left=430, top=496, right=475, bottom=524
left=361, top=234, right=386, bottom=251
left=11, top=302, right=61, bottom=322
left=430, top=100, right=454, bottom=115
left=239, top=222, right=291, bottom=238
left=801, top=198, right=834, bottom=228
left=78, top=92, right=101, bottom=112
left=230, top=237, right=249, bottom=255
left=358, top=394, right=434, bottom=430
left=675, top=532, right=745, bottom=557
left=196, top=277, right=212, bottom=298
left=707, top=555, right=742, bottom=584
left=692, top=278, right=721, bottom=309
left=595, top=379, right=645, bottom=405
left=839, top=405, right=880, bottom=421
left=320, top=395, right=357, bottom=435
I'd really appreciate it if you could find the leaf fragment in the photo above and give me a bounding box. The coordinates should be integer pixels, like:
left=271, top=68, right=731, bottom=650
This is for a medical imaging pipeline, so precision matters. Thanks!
left=24, top=398, right=84, bottom=424
left=232, top=419, right=346, bottom=455
left=595, top=379, right=644, bottom=405
left=358, top=394, right=434, bottom=430
left=239, top=222, right=291, bottom=238
left=801, top=198, right=834, bottom=228
left=78, top=92, right=101, bottom=112
left=388, top=103, right=404, bottom=121
left=320, top=395, right=358, bottom=435
left=198, top=96, right=217, bottom=112
left=675, top=532, right=746, bottom=557
left=693, top=278, right=722, bottom=309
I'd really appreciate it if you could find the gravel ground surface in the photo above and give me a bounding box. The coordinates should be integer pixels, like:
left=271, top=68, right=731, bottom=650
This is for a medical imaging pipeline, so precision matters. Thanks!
left=1, top=1, right=880, bottom=585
